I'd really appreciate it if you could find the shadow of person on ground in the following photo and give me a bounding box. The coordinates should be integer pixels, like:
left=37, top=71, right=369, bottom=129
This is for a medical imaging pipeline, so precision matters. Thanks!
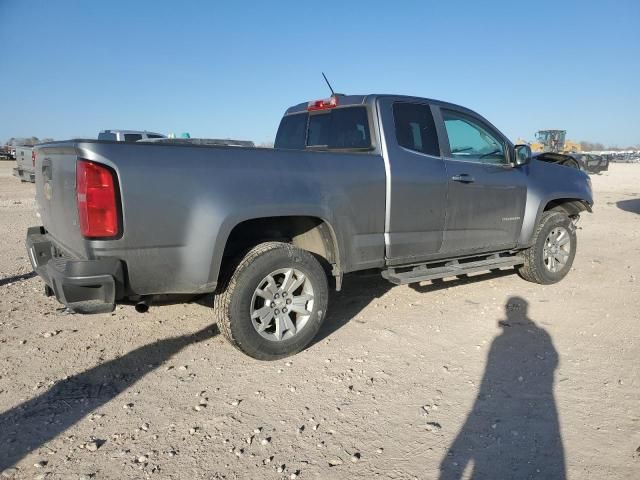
left=0, top=324, right=217, bottom=470
left=617, top=198, right=640, bottom=214
left=439, top=296, right=565, bottom=480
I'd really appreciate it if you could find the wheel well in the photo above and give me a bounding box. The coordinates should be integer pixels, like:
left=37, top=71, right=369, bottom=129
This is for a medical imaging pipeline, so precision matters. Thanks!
left=222, top=216, right=339, bottom=273
left=544, top=198, right=591, bottom=216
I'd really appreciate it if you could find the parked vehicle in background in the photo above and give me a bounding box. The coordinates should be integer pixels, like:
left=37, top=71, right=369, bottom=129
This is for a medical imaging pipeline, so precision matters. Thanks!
left=533, top=151, right=586, bottom=171
left=97, top=130, right=166, bottom=142
left=533, top=151, right=609, bottom=175
left=610, top=151, right=640, bottom=163
left=27, top=93, right=593, bottom=360
left=0, top=145, right=15, bottom=160
left=574, top=153, right=609, bottom=174
left=140, top=137, right=255, bottom=147
left=535, top=129, right=566, bottom=152
left=13, top=146, right=35, bottom=182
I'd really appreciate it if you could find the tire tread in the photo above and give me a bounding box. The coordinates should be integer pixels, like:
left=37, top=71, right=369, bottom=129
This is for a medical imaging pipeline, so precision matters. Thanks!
left=213, top=242, right=328, bottom=359
left=518, top=211, right=571, bottom=284
left=213, top=242, right=289, bottom=353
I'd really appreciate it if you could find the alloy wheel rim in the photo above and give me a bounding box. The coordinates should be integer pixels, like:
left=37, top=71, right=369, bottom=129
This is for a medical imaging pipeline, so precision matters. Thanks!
left=543, top=226, right=571, bottom=273
left=250, top=268, right=314, bottom=341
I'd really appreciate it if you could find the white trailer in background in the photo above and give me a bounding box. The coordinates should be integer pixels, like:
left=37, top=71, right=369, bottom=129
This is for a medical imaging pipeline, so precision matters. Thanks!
left=13, top=146, right=35, bottom=182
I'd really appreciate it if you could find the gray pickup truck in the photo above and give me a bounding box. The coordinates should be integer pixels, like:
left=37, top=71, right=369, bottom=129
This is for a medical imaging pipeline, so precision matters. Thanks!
left=27, top=94, right=593, bottom=359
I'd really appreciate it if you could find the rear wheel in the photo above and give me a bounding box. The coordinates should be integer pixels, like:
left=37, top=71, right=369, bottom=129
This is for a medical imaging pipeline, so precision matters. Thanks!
left=213, top=242, right=329, bottom=360
left=517, top=211, right=577, bottom=284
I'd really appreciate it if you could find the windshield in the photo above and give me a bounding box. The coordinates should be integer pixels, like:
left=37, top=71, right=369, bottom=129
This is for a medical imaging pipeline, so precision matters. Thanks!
left=275, top=106, right=371, bottom=150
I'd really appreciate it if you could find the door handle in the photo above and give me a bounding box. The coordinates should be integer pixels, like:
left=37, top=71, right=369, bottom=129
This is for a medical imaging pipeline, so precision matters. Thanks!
left=451, top=174, right=475, bottom=183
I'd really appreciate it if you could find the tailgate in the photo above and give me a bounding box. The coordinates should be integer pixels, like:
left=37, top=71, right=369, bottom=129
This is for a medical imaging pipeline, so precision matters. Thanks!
left=35, top=143, right=87, bottom=257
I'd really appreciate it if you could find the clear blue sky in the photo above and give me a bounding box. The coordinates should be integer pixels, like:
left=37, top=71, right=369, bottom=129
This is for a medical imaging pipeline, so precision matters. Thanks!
left=1, top=0, right=638, bottom=146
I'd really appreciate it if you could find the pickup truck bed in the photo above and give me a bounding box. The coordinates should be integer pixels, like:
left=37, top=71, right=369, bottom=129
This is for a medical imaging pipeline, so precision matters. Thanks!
left=32, top=140, right=386, bottom=298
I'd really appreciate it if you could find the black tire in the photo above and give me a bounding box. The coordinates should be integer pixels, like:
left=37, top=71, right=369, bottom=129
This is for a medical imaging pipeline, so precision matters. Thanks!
left=517, top=211, right=577, bottom=285
left=213, top=242, right=329, bottom=360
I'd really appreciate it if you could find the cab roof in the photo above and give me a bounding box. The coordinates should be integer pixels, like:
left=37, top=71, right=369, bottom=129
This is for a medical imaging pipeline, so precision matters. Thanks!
left=283, top=94, right=480, bottom=118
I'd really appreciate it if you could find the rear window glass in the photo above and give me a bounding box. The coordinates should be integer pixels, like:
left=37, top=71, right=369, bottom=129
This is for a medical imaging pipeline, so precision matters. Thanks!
left=98, top=132, right=117, bottom=141
left=274, top=106, right=371, bottom=150
left=275, top=113, right=307, bottom=149
left=124, top=134, right=143, bottom=142
left=393, top=102, right=440, bottom=156
left=308, top=107, right=370, bottom=149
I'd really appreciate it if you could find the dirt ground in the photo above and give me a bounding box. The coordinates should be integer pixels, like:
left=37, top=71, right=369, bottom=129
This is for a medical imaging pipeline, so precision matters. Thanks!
left=0, top=160, right=638, bottom=480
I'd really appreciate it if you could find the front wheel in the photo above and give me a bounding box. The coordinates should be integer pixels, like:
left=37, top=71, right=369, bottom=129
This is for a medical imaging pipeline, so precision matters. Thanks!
left=213, top=242, right=329, bottom=360
left=517, top=211, right=577, bottom=284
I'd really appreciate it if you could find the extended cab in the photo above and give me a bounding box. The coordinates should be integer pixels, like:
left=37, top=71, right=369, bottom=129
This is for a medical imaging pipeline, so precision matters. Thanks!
left=27, top=94, right=592, bottom=359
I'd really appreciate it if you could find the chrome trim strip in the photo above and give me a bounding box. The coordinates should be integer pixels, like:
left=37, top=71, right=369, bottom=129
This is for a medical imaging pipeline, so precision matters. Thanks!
left=376, top=100, right=392, bottom=246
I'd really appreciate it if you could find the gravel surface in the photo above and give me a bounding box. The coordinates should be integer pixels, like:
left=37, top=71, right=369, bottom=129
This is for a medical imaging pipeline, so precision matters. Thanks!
left=0, top=161, right=638, bottom=479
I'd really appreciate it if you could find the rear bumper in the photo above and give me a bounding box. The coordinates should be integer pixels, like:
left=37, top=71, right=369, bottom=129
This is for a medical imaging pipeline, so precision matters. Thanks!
left=26, top=226, right=124, bottom=314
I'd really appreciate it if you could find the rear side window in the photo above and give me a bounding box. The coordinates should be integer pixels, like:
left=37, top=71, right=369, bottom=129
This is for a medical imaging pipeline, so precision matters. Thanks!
left=124, top=134, right=143, bottom=142
left=98, top=132, right=117, bottom=141
left=146, top=134, right=164, bottom=139
left=393, top=102, right=440, bottom=156
left=275, top=113, right=308, bottom=149
left=274, top=107, right=371, bottom=150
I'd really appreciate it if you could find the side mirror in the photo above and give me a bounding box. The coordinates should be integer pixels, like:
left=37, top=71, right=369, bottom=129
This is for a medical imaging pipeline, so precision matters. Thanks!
left=514, top=144, right=532, bottom=165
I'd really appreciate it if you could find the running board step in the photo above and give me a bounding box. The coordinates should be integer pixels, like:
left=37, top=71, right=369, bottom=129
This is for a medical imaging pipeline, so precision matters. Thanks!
left=381, top=254, right=524, bottom=285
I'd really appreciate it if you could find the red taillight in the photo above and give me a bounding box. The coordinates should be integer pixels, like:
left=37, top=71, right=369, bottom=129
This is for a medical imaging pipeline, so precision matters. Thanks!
left=32, top=150, right=36, bottom=167
left=307, top=96, right=339, bottom=111
left=76, top=160, right=120, bottom=238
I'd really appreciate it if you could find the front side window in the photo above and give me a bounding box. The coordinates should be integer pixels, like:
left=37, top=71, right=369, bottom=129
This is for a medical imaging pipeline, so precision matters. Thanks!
left=393, top=102, right=440, bottom=156
left=442, top=110, right=506, bottom=164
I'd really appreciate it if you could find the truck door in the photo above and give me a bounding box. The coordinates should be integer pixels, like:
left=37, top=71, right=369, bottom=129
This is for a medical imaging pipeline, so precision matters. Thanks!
left=376, top=98, right=448, bottom=265
left=435, top=107, right=527, bottom=254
